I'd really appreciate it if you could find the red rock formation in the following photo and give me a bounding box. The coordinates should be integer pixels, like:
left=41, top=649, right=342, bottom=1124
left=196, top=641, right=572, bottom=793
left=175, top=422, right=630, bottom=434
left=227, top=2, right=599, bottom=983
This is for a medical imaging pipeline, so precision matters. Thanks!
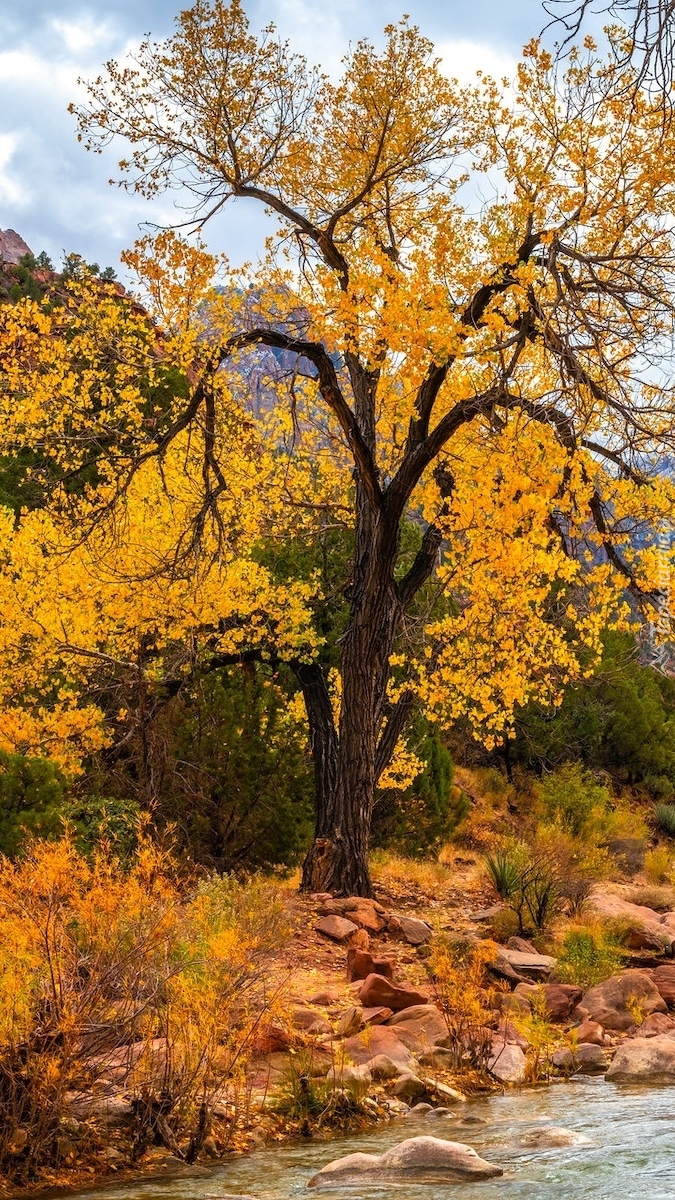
left=0, top=229, right=32, bottom=264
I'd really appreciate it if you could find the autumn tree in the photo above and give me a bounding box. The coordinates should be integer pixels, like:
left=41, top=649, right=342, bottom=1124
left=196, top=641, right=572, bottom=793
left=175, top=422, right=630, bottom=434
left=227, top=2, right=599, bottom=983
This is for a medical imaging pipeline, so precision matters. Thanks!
left=547, top=0, right=675, bottom=93
left=3, top=2, right=675, bottom=894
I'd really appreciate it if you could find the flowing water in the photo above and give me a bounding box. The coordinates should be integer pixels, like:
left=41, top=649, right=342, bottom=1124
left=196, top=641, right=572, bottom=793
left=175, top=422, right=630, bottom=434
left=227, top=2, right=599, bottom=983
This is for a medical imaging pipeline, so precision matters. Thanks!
left=70, top=1079, right=675, bottom=1200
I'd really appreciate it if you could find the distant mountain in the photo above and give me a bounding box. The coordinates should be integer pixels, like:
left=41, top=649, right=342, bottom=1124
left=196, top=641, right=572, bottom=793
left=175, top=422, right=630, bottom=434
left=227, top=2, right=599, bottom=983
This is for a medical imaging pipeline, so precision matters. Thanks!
left=0, top=229, right=32, bottom=265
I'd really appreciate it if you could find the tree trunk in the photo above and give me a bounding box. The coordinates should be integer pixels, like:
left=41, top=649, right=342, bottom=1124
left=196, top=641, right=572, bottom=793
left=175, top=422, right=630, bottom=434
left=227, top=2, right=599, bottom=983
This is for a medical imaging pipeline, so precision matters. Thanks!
left=301, top=495, right=402, bottom=896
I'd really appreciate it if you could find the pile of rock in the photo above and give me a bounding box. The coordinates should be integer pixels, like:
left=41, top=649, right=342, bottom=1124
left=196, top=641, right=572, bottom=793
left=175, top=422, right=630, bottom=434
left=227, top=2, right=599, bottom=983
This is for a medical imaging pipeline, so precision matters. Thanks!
left=314, top=895, right=433, bottom=947
left=251, top=889, right=675, bottom=1111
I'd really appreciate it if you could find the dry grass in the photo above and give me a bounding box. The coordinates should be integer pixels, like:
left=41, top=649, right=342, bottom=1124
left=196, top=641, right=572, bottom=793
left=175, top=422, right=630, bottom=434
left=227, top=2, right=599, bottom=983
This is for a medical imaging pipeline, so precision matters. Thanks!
left=450, top=765, right=520, bottom=849
left=624, top=882, right=675, bottom=911
left=370, top=850, right=453, bottom=892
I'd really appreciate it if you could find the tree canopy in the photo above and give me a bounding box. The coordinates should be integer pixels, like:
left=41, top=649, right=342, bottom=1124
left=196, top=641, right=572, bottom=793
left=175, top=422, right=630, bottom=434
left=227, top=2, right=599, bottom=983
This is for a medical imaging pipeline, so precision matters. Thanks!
left=1, top=3, right=675, bottom=891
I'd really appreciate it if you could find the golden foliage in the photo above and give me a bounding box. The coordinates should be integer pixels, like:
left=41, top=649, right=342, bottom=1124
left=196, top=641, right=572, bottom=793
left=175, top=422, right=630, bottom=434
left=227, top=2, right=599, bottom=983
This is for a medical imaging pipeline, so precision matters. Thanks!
left=1, top=10, right=675, bottom=776
left=427, top=935, right=497, bottom=1072
left=0, top=834, right=287, bottom=1180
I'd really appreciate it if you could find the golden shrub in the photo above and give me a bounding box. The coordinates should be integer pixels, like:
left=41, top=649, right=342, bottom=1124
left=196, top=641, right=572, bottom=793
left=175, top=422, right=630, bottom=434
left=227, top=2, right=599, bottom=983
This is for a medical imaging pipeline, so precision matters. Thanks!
left=0, top=835, right=287, bottom=1182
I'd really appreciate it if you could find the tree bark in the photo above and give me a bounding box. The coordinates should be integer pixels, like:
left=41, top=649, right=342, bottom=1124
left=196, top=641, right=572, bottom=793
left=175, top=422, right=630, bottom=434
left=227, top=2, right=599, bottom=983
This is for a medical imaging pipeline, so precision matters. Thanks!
left=300, top=468, right=403, bottom=895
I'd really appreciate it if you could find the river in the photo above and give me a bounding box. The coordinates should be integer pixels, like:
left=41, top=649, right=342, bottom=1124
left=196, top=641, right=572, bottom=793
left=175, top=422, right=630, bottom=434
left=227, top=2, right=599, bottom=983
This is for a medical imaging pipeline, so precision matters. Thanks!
left=70, top=1079, right=675, bottom=1200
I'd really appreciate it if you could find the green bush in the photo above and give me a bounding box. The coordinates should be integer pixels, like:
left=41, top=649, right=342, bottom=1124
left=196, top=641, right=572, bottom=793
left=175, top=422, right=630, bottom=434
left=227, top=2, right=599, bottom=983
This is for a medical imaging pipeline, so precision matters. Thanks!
left=371, top=719, right=464, bottom=856
left=93, top=664, right=315, bottom=872
left=654, top=804, right=675, bottom=839
left=484, top=842, right=559, bottom=932
left=553, top=924, right=627, bottom=990
left=0, top=752, right=67, bottom=856
left=537, top=763, right=614, bottom=839
left=513, top=631, right=675, bottom=794
left=484, top=849, right=522, bottom=899
left=64, top=794, right=141, bottom=858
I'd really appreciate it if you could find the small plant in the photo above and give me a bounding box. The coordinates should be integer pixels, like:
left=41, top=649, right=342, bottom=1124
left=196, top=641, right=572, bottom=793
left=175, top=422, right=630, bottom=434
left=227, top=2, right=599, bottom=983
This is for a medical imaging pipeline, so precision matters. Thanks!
left=654, top=804, right=675, bottom=839
left=553, top=922, right=627, bottom=990
left=644, top=847, right=673, bottom=885
left=626, top=996, right=649, bottom=1029
left=484, top=849, right=522, bottom=899
left=427, top=936, right=496, bottom=1073
left=519, top=861, right=559, bottom=932
left=485, top=844, right=560, bottom=933
left=273, top=1049, right=370, bottom=1135
left=512, top=990, right=559, bottom=1083
left=625, top=883, right=675, bottom=911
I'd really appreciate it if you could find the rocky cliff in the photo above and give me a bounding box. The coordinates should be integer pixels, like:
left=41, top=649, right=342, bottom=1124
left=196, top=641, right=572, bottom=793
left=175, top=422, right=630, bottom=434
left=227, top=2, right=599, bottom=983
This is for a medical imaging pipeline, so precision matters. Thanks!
left=0, top=228, right=32, bottom=264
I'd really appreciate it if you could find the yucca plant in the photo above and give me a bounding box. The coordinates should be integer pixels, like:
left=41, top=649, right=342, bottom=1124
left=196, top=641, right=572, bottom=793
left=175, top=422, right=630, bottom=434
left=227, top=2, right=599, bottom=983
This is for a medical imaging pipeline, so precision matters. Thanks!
left=655, top=804, right=675, bottom=839
left=484, top=849, right=523, bottom=900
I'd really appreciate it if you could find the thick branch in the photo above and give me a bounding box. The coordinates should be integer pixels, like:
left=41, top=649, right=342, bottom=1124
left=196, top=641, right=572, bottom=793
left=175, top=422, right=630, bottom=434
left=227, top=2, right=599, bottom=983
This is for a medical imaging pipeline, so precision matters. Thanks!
left=233, top=184, right=350, bottom=282
left=292, top=661, right=340, bottom=826
left=397, top=524, right=443, bottom=609
left=375, top=690, right=415, bottom=783
left=226, top=329, right=383, bottom=510
left=386, top=386, right=502, bottom=519
left=409, top=228, right=541, bottom=443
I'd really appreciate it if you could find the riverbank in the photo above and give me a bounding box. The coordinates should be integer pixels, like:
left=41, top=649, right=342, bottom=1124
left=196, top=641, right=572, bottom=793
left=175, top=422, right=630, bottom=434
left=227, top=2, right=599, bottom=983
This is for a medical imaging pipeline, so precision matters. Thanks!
left=38, top=1079, right=675, bottom=1200
left=12, top=847, right=675, bottom=1197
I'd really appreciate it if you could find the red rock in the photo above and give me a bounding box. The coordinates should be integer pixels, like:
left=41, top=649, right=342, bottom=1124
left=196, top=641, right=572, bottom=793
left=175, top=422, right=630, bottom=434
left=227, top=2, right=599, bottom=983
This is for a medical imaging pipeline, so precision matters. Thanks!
left=387, top=1003, right=443, bottom=1027
left=251, top=1023, right=292, bottom=1054
left=588, top=894, right=674, bottom=951
left=292, top=1005, right=324, bottom=1029
left=507, top=936, right=537, bottom=953
left=495, top=1019, right=529, bottom=1050
left=388, top=914, right=433, bottom=945
left=392, top=1073, right=427, bottom=1100
left=638, top=1011, right=675, bottom=1037
left=652, top=964, right=675, bottom=1006
left=497, top=948, right=556, bottom=977
left=358, top=973, right=429, bottom=1012
left=321, top=896, right=386, bottom=922
left=347, top=948, right=395, bottom=982
left=574, top=1043, right=608, bottom=1074
left=308, top=990, right=338, bottom=1006
left=582, top=970, right=667, bottom=1031
left=350, top=929, right=371, bottom=951
left=496, top=993, right=531, bottom=1017
left=345, top=903, right=387, bottom=934
left=344, top=1025, right=415, bottom=1070
left=362, top=1006, right=393, bottom=1025
left=540, top=983, right=583, bottom=1021
left=0, top=228, right=32, bottom=265
left=337, top=1006, right=363, bottom=1037
left=386, top=1005, right=448, bottom=1052
left=606, top=1035, right=675, bottom=1082
left=488, top=1041, right=527, bottom=1083
left=576, top=1020, right=604, bottom=1046
left=514, top=982, right=539, bottom=999
left=624, top=927, right=669, bottom=953
left=315, top=915, right=359, bottom=942
left=367, top=1053, right=402, bottom=1079
left=570, top=1005, right=590, bottom=1024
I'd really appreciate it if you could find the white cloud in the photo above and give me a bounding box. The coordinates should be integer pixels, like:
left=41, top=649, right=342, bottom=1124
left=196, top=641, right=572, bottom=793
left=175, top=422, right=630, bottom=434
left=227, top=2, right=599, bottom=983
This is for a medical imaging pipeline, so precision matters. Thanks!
left=437, top=38, right=515, bottom=86
left=0, top=133, right=25, bottom=207
left=51, top=16, right=116, bottom=56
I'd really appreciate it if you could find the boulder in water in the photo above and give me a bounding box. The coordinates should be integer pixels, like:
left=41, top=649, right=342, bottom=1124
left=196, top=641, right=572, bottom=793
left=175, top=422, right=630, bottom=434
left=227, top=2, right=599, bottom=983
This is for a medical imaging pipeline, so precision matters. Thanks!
left=488, top=1041, right=527, bottom=1084
left=518, top=1126, right=592, bottom=1148
left=306, top=1135, right=503, bottom=1187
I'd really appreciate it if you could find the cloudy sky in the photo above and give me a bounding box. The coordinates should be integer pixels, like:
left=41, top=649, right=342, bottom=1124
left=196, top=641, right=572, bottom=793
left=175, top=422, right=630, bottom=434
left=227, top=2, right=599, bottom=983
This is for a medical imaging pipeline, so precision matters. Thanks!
left=0, top=0, right=597, bottom=275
